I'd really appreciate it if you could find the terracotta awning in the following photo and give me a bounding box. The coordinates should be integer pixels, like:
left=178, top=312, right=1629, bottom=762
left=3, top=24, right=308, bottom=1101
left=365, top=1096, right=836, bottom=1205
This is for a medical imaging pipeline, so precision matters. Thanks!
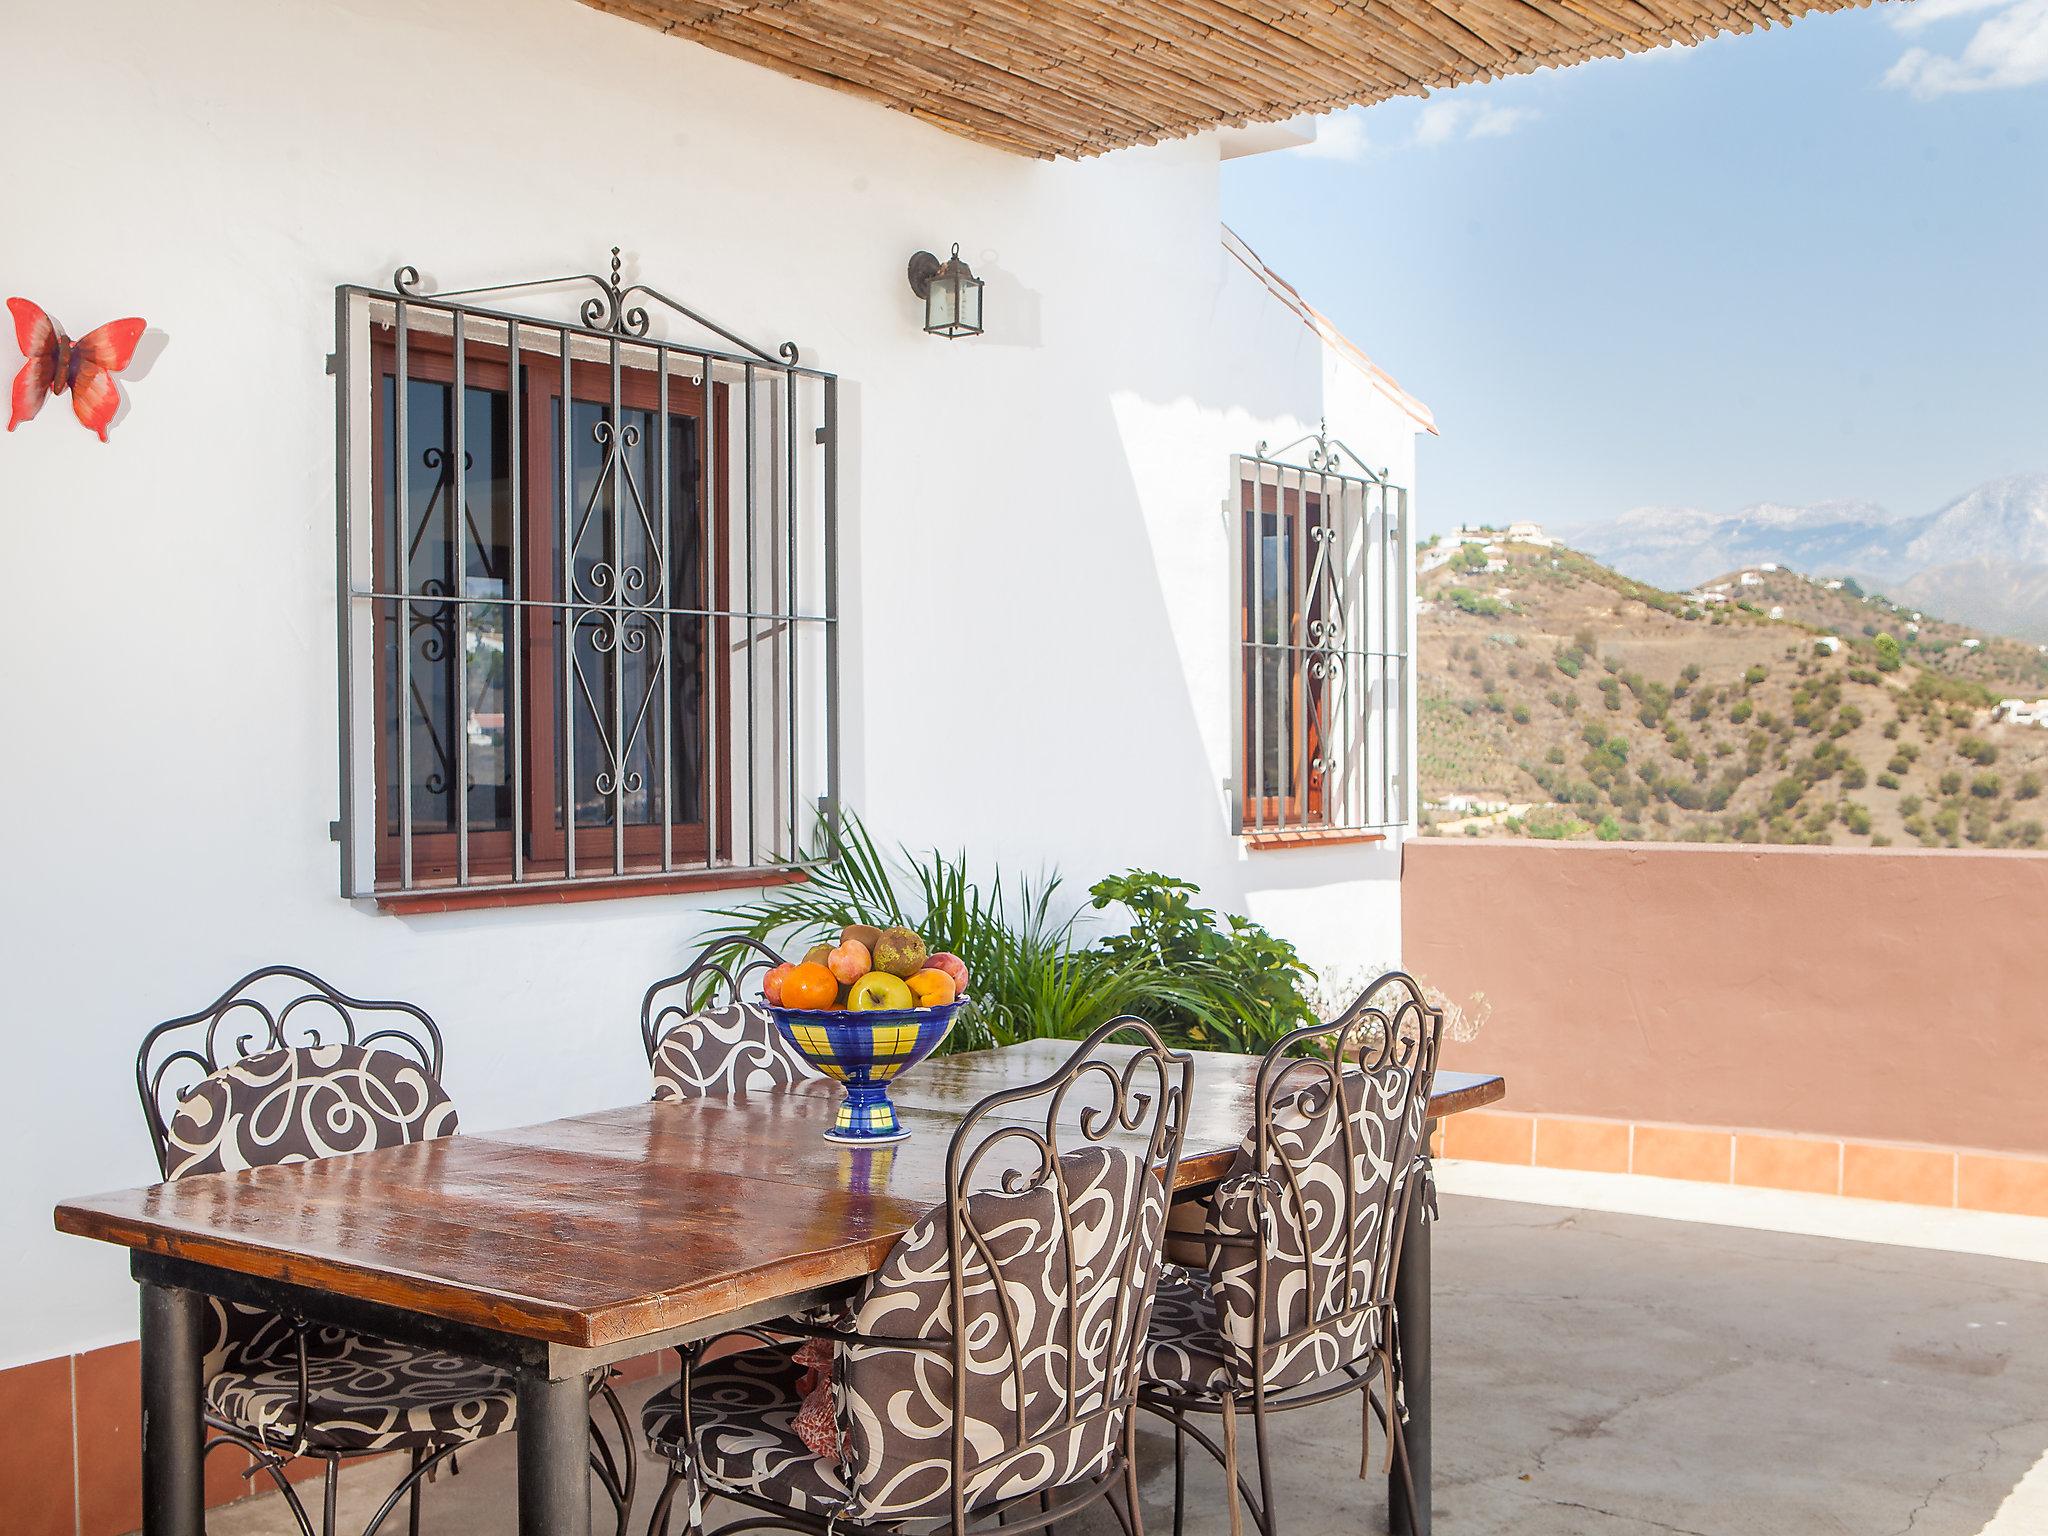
left=582, top=0, right=1877, bottom=159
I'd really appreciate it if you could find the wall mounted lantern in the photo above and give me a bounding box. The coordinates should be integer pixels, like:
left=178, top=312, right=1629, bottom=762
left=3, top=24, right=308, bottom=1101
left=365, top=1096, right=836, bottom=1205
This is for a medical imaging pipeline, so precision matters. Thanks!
left=906, top=244, right=984, bottom=338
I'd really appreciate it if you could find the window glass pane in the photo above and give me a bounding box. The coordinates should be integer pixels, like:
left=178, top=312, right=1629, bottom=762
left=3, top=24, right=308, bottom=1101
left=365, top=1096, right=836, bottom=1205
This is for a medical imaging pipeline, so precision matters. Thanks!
left=670, top=414, right=706, bottom=828
left=554, top=395, right=706, bottom=835
left=380, top=374, right=513, bottom=838
left=1252, top=510, right=1296, bottom=799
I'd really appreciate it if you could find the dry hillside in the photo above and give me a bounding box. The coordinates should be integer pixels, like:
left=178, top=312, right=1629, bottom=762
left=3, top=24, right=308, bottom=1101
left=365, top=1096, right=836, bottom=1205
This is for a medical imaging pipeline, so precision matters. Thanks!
left=1417, top=542, right=2048, bottom=847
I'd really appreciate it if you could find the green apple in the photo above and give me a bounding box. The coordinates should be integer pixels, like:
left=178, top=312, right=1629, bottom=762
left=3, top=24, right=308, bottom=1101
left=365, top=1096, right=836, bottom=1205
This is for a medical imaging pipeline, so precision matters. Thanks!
left=847, top=972, right=914, bottom=1011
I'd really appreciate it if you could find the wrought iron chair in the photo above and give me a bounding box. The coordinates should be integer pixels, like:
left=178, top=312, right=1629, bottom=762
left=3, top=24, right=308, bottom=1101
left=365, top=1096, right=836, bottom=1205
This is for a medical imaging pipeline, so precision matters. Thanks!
left=1137, top=972, right=1443, bottom=1536
left=136, top=965, right=637, bottom=1536
left=643, top=938, right=816, bottom=1100
left=639, top=1015, right=1196, bottom=1536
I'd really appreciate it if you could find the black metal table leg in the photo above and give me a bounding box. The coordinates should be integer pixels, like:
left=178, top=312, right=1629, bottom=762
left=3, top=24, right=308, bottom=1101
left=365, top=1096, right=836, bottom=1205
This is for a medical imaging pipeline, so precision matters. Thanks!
left=518, top=1368, right=594, bottom=1536
left=1389, top=1140, right=1433, bottom=1536
left=140, top=1281, right=205, bottom=1536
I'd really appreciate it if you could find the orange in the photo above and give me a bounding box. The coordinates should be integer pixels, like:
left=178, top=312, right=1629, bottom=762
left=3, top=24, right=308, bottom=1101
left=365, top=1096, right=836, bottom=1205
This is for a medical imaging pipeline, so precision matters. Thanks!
left=780, top=962, right=838, bottom=1010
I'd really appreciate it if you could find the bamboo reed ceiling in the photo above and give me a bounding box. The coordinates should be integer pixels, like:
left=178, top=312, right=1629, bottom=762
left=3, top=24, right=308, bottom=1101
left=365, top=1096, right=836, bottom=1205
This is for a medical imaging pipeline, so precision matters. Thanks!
left=582, top=0, right=1877, bottom=158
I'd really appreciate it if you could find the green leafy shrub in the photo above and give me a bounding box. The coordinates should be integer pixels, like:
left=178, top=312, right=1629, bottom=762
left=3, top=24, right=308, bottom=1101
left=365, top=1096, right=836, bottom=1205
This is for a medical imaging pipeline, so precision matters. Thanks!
left=706, top=814, right=1312, bottom=1054
left=1447, top=586, right=1504, bottom=617
left=1088, top=871, right=1316, bottom=1052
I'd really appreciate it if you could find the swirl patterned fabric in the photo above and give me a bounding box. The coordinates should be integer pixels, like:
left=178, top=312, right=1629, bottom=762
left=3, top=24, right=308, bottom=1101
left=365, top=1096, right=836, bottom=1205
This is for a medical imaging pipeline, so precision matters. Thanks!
left=1138, top=1269, right=1234, bottom=1396
left=650, top=1002, right=814, bottom=1101
left=1147, top=1064, right=1423, bottom=1398
left=200, top=1302, right=516, bottom=1452
left=652, top=1143, right=1168, bottom=1521
left=164, top=1043, right=457, bottom=1176
left=643, top=1346, right=849, bottom=1514
left=167, top=1043, right=511, bottom=1454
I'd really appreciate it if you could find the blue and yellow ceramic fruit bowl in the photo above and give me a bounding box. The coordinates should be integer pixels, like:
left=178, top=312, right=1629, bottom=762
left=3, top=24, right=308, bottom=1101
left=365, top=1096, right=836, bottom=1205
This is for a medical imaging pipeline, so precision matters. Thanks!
left=767, top=1000, right=964, bottom=1143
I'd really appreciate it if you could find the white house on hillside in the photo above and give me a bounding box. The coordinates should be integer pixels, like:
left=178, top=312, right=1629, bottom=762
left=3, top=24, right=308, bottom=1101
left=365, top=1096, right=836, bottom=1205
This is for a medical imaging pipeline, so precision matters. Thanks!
left=8, top=0, right=1436, bottom=1421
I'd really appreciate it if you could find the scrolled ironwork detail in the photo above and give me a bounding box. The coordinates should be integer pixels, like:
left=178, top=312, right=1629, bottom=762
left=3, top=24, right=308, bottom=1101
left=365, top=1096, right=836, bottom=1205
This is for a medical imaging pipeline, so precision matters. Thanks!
left=135, top=966, right=445, bottom=1176
left=386, top=247, right=801, bottom=363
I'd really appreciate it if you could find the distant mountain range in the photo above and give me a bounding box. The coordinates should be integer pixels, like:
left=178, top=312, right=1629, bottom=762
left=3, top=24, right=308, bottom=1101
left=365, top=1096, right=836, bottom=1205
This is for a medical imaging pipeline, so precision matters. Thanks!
left=1559, top=474, right=2048, bottom=642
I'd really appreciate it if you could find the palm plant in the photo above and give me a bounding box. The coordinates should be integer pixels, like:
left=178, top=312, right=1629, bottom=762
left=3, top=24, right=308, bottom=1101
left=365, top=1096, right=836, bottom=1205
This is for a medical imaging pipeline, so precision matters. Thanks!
left=702, top=815, right=1250, bottom=1050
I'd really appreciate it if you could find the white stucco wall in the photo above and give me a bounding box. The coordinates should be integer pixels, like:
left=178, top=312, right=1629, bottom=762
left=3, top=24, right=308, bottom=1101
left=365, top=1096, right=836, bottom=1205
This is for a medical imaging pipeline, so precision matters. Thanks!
left=1, top=0, right=1420, bottom=1368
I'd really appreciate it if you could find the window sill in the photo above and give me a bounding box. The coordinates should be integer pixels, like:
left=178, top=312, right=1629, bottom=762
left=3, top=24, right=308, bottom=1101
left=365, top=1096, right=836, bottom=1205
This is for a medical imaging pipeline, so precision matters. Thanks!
left=373, top=867, right=808, bottom=914
left=1241, top=829, right=1390, bottom=852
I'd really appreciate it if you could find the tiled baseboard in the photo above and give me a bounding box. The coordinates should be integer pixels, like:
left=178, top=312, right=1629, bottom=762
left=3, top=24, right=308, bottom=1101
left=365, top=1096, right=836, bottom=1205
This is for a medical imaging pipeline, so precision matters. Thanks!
left=1432, top=1111, right=2048, bottom=1217
left=0, top=1342, right=668, bottom=1536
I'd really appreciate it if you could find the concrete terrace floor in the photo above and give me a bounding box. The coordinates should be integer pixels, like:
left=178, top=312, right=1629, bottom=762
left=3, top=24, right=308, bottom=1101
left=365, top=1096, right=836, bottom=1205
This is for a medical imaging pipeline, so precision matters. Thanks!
left=196, top=1187, right=2048, bottom=1536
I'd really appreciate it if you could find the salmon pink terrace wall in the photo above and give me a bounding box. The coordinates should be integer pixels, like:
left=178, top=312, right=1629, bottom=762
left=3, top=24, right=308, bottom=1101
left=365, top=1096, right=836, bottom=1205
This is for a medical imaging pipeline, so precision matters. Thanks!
left=1404, top=841, right=2048, bottom=1158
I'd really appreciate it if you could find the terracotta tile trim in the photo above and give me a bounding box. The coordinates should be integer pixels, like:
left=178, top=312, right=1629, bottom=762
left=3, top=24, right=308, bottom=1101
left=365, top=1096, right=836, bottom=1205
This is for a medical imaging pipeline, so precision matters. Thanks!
left=1436, top=1111, right=2048, bottom=1216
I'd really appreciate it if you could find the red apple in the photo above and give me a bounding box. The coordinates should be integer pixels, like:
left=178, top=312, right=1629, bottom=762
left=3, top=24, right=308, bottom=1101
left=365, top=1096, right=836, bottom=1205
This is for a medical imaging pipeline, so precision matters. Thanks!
left=827, top=940, right=871, bottom=986
left=762, top=963, right=795, bottom=1006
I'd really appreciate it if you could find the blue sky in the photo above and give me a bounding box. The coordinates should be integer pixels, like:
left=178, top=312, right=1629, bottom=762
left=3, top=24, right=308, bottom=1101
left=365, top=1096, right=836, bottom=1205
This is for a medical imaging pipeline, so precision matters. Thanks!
left=1220, top=0, right=2048, bottom=537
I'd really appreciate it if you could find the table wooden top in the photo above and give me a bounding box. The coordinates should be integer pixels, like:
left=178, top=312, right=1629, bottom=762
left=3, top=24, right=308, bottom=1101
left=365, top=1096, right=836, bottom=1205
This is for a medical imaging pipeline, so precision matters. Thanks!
left=56, top=1042, right=1504, bottom=1351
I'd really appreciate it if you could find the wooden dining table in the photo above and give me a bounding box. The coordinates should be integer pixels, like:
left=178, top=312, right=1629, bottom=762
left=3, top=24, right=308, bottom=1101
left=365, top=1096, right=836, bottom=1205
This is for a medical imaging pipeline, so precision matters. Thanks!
left=56, top=1041, right=1504, bottom=1536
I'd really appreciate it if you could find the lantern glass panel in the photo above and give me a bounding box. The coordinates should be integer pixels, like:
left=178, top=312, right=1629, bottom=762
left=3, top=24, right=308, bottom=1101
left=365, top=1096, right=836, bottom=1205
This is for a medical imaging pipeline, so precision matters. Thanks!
left=957, top=276, right=983, bottom=336
left=928, top=277, right=959, bottom=334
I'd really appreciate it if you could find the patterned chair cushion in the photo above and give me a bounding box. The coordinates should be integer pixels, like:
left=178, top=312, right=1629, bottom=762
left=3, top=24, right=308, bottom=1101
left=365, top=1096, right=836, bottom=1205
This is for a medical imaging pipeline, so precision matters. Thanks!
left=167, top=1042, right=486, bottom=1453
left=650, top=1002, right=813, bottom=1101
left=165, top=1043, right=456, bottom=1177
left=1202, top=1065, right=1419, bottom=1395
left=652, top=1145, right=1168, bottom=1523
left=202, top=1298, right=514, bottom=1453
left=841, top=1143, right=1165, bottom=1520
left=1138, top=1269, right=1235, bottom=1397
left=643, top=1344, right=852, bottom=1515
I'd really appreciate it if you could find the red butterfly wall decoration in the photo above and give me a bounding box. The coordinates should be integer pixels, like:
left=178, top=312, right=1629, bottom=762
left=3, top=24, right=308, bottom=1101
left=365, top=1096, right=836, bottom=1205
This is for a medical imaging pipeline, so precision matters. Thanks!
left=7, top=298, right=148, bottom=442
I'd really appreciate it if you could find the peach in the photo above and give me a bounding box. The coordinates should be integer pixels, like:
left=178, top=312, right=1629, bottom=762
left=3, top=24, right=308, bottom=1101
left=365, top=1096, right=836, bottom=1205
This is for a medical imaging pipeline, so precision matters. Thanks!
left=827, top=940, right=871, bottom=985
left=926, top=952, right=970, bottom=995
left=762, top=963, right=795, bottom=1006
left=905, top=968, right=957, bottom=1008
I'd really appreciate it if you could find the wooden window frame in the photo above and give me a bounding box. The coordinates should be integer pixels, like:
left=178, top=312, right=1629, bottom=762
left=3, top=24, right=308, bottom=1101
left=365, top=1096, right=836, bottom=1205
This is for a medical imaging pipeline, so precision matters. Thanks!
left=368, top=335, right=732, bottom=890
left=1239, top=476, right=1329, bottom=829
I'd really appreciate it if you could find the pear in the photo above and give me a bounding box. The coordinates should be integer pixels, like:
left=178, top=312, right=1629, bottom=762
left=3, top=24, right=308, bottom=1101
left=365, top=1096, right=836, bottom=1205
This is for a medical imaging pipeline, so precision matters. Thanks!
left=801, top=942, right=834, bottom=969
left=872, top=925, right=929, bottom=979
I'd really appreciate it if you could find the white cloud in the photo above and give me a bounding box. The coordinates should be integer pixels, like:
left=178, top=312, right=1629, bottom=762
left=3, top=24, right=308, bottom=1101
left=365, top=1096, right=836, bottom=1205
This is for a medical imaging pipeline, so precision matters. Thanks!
left=1888, top=0, right=2012, bottom=32
left=1411, top=99, right=1540, bottom=147
left=1288, top=95, right=1539, bottom=162
left=1294, top=110, right=1372, bottom=161
left=1884, top=0, right=2048, bottom=95
left=1468, top=104, right=1540, bottom=139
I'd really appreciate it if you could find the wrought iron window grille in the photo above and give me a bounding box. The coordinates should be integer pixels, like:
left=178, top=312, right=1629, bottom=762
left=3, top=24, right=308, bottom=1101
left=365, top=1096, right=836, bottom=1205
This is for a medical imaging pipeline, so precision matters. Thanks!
left=1231, top=423, right=1412, bottom=839
left=333, top=249, right=839, bottom=899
